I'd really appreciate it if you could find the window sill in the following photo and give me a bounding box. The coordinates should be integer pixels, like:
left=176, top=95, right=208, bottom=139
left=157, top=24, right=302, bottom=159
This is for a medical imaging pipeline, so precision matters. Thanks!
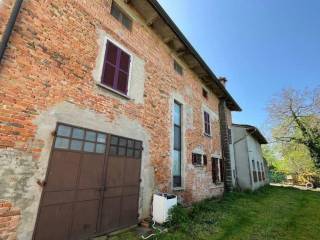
left=203, top=133, right=212, bottom=138
left=210, top=183, right=224, bottom=189
left=172, top=187, right=185, bottom=192
left=96, top=83, right=131, bottom=100
left=193, top=164, right=205, bottom=168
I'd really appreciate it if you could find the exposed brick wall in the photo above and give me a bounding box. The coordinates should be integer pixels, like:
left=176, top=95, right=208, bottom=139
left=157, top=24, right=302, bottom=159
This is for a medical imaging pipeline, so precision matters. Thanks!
left=0, top=0, right=231, bottom=237
left=219, top=100, right=233, bottom=191
left=0, top=200, right=20, bottom=240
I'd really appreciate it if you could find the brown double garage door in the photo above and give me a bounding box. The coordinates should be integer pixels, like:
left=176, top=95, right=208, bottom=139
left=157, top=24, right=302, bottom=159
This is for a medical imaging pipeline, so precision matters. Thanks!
left=33, top=123, right=142, bottom=240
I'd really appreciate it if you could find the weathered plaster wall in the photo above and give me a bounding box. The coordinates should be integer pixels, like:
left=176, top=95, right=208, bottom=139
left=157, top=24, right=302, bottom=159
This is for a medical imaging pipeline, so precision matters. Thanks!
left=247, top=134, right=267, bottom=190
left=0, top=0, right=227, bottom=238
left=231, top=126, right=268, bottom=191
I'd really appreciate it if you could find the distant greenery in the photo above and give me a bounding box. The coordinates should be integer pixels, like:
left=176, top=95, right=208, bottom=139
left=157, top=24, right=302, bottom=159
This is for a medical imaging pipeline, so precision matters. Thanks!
left=267, top=87, right=320, bottom=168
left=110, top=186, right=320, bottom=240
left=263, top=87, right=320, bottom=185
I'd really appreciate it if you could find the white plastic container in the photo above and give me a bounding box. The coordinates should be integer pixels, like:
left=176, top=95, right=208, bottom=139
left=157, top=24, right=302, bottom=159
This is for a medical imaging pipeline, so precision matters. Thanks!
left=152, top=193, right=177, bottom=224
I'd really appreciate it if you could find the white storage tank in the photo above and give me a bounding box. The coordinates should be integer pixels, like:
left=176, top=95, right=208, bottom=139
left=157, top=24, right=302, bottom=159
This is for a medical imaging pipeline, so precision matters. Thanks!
left=152, top=193, right=177, bottom=224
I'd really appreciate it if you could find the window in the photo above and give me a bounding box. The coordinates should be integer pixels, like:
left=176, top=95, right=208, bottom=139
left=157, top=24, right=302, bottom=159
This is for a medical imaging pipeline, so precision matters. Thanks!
left=252, top=160, right=258, bottom=182
left=109, top=135, right=142, bottom=158
left=257, top=163, right=261, bottom=181
left=173, top=101, right=182, bottom=188
left=101, top=40, right=131, bottom=95
left=192, top=153, right=202, bottom=166
left=204, top=111, right=211, bottom=136
left=111, top=2, right=132, bottom=30
left=191, top=153, right=207, bottom=166
left=174, top=60, right=183, bottom=75
left=202, top=88, right=208, bottom=99
left=212, top=157, right=224, bottom=183
left=261, top=162, right=265, bottom=180
left=54, top=124, right=107, bottom=154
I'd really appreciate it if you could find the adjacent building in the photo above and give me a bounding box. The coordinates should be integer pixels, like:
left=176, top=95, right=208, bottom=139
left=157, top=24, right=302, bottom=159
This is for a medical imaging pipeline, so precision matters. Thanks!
left=0, top=0, right=241, bottom=239
left=230, top=124, right=269, bottom=191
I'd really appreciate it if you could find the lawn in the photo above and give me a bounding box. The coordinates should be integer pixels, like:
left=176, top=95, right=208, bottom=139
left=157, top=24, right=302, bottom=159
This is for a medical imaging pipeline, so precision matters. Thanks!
left=109, top=186, right=320, bottom=240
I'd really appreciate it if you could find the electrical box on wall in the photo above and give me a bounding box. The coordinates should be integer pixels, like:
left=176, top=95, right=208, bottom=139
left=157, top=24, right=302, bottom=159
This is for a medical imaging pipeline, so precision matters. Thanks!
left=152, top=193, right=177, bottom=224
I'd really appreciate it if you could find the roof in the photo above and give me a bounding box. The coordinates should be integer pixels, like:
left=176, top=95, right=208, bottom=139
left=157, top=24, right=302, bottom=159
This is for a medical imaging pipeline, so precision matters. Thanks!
left=125, top=0, right=241, bottom=111
left=232, top=124, right=268, bottom=144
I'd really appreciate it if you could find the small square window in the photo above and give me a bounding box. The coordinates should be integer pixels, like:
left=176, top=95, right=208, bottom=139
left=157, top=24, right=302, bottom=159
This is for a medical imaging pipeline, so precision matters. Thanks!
left=84, top=142, right=95, bottom=152
left=127, top=148, right=134, bottom=157
left=119, top=138, right=127, bottom=147
left=134, top=141, right=142, bottom=150
left=57, top=125, right=71, bottom=137
left=97, top=133, right=107, bottom=143
left=85, top=131, right=96, bottom=142
left=96, top=144, right=106, bottom=154
left=111, top=136, right=119, bottom=145
left=192, top=153, right=202, bottom=166
left=109, top=145, right=118, bottom=155
left=127, top=139, right=134, bottom=148
left=174, top=60, right=183, bottom=75
left=55, top=137, right=69, bottom=149
left=202, top=88, right=208, bottom=99
left=118, top=147, right=126, bottom=156
left=111, top=2, right=132, bottom=30
left=72, top=128, right=84, bottom=139
left=70, top=140, right=82, bottom=151
left=134, top=149, right=141, bottom=159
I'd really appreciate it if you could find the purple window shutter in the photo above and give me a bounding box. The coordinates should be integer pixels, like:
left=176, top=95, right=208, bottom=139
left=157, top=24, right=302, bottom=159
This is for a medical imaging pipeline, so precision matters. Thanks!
left=116, top=50, right=130, bottom=94
left=204, top=112, right=210, bottom=135
left=101, top=41, right=130, bottom=95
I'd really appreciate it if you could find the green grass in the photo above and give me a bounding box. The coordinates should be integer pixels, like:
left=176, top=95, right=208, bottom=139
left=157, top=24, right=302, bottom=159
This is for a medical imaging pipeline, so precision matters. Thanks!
left=109, top=186, right=320, bottom=240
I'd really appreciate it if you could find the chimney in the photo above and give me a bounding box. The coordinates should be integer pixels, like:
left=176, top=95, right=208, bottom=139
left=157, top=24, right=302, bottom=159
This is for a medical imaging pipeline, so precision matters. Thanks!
left=219, top=77, right=227, bottom=87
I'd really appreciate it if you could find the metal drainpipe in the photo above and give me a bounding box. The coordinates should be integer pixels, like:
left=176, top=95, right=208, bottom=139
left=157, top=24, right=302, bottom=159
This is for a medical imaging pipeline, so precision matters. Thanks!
left=0, top=0, right=24, bottom=65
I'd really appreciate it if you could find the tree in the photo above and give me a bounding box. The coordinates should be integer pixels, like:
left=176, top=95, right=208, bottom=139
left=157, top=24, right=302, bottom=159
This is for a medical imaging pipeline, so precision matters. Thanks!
left=267, top=87, right=320, bottom=168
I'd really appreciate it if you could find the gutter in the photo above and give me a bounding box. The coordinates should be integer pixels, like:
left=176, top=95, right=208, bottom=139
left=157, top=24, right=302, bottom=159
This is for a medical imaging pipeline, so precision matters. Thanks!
left=147, top=0, right=241, bottom=111
left=0, top=0, right=23, bottom=65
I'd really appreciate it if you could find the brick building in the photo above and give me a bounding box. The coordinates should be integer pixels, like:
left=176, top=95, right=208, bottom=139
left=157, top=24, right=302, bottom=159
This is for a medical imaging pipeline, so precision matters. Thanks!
left=0, top=0, right=241, bottom=239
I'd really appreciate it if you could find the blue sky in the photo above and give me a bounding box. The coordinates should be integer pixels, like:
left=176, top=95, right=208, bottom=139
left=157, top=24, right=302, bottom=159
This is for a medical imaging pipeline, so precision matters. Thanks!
left=158, top=0, right=320, bottom=131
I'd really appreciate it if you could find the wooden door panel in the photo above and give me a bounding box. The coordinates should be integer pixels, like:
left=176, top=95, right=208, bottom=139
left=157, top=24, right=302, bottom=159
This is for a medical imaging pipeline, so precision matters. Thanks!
left=120, top=195, right=139, bottom=227
left=35, top=125, right=142, bottom=239
left=123, top=158, right=140, bottom=185
left=34, top=203, right=73, bottom=240
left=41, top=190, right=75, bottom=206
left=46, top=151, right=81, bottom=191
left=106, top=156, right=125, bottom=187
left=70, top=200, right=100, bottom=240
left=78, top=154, right=105, bottom=189
left=100, top=197, right=121, bottom=231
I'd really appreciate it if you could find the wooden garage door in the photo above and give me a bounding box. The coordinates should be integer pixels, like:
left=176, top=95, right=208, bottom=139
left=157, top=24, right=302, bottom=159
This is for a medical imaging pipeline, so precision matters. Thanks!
left=33, top=124, right=142, bottom=240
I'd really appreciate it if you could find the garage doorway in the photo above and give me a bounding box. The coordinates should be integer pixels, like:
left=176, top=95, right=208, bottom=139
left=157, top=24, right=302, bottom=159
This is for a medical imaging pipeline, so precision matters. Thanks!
left=33, top=123, right=142, bottom=240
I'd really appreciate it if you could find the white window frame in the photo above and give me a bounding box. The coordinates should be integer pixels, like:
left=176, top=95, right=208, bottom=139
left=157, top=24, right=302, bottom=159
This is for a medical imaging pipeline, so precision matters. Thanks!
left=192, top=152, right=207, bottom=166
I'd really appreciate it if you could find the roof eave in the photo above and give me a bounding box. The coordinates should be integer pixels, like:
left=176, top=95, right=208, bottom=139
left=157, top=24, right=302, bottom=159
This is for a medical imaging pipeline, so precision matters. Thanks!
left=148, top=0, right=241, bottom=111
